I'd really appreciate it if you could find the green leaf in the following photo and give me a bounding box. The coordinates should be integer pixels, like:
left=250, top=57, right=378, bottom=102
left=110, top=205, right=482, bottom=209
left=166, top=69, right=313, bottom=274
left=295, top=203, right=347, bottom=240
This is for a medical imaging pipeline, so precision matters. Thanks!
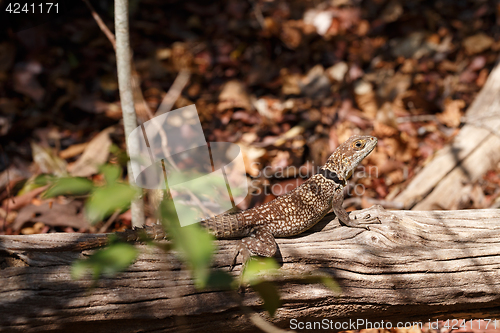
left=205, top=269, right=235, bottom=290
left=298, top=274, right=341, bottom=293
left=285, top=272, right=341, bottom=293
left=159, top=199, right=215, bottom=288
left=318, top=275, right=341, bottom=293
left=181, top=224, right=215, bottom=288
left=241, top=257, right=279, bottom=285
left=16, top=176, right=42, bottom=196
left=100, top=164, right=121, bottom=184
left=109, top=144, right=129, bottom=166
left=85, top=183, right=138, bottom=223
left=71, top=242, right=138, bottom=280
left=71, top=260, right=91, bottom=280
left=34, top=174, right=57, bottom=186
left=42, top=177, right=94, bottom=198
left=252, top=281, right=281, bottom=317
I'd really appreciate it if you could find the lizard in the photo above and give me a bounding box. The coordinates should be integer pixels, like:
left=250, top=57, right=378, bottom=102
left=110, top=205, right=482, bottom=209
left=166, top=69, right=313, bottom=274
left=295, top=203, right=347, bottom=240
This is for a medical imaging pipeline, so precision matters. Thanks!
left=76, top=135, right=379, bottom=267
left=200, top=134, right=379, bottom=268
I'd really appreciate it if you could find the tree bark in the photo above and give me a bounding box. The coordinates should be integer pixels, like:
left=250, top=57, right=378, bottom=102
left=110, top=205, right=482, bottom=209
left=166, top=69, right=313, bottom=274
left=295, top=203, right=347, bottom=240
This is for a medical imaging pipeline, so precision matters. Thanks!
left=1, top=206, right=500, bottom=332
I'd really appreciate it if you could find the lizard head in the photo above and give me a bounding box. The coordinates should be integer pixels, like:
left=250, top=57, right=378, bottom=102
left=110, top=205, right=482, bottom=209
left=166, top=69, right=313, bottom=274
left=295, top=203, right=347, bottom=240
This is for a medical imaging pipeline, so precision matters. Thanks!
left=322, top=135, right=377, bottom=181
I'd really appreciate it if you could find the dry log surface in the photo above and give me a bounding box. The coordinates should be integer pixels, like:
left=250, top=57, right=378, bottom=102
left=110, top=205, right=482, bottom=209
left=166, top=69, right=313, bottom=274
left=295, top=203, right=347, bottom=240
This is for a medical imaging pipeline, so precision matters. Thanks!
left=1, top=206, right=500, bottom=332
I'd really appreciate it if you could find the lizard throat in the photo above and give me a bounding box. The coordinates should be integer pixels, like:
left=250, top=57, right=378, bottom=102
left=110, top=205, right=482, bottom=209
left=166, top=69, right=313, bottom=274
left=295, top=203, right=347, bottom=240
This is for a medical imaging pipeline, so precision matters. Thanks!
left=318, top=168, right=345, bottom=186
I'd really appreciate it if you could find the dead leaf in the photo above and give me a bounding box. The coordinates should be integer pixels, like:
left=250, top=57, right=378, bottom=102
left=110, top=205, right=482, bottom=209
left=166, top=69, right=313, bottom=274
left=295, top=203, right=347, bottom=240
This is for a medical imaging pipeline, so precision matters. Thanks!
left=437, top=99, right=464, bottom=128
left=281, top=22, right=302, bottom=49
left=21, top=221, right=45, bottom=235
left=463, top=33, right=494, bottom=55
left=72, top=95, right=111, bottom=114
left=59, top=143, right=88, bottom=159
left=68, top=127, right=114, bottom=177
left=31, top=142, right=67, bottom=176
left=218, top=80, right=252, bottom=111
left=476, top=68, right=489, bottom=87
left=281, top=70, right=302, bottom=96
left=252, top=97, right=284, bottom=122
left=380, top=0, right=403, bottom=23
left=2, top=185, right=48, bottom=211
left=13, top=200, right=90, bottom=231
left=299, top=65, right=331, bottom=99
left=377, top=72, right=412, bottom=101
left=326, top=62, right=348, bottom=82
left=354, top=80, right=377, bottom=119
left=270, top=151, right=291, bottom=171
left=0, top=116, right=10, bottom=136
left=303, top=9, right=333, bottom=36
left=13, top=61, right=45, bottom=102
left=240, top=145, right=266, bottom=177
left=0, top=207, right=17, bottom=226
left=468, top=56, right=487, bottom=71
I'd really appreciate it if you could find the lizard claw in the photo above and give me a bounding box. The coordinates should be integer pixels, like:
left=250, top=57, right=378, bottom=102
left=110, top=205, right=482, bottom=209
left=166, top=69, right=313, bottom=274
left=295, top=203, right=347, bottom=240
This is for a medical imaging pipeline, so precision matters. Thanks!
left=229, top=242, right=252, bottom=271
left=229, top=248, right=240, bottom=271
left=364, top=214, right=381, bottom=224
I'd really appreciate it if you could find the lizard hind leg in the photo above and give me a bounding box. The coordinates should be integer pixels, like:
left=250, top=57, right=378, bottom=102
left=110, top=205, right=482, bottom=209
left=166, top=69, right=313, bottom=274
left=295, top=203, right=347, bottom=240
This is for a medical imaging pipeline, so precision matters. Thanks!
left=229, top=227, right=277, bottom=271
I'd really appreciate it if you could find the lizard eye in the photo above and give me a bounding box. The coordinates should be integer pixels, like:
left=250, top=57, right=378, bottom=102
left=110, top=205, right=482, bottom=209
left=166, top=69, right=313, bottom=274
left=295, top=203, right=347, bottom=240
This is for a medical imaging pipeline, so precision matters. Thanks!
left=353, top=140, right=365, bottom=150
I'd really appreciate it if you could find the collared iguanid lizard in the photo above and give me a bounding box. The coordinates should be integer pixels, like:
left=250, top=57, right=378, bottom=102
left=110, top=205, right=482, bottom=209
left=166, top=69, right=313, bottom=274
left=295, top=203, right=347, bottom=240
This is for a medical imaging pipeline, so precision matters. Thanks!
left=81, top=135, right=379, bottom=268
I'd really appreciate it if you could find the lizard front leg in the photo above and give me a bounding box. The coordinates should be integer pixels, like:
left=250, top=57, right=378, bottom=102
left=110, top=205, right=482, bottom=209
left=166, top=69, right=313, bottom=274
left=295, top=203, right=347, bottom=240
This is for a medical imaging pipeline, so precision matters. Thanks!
left=230, top=227, right=277, bottom=270
left=331, top=189, right=380, bottom=230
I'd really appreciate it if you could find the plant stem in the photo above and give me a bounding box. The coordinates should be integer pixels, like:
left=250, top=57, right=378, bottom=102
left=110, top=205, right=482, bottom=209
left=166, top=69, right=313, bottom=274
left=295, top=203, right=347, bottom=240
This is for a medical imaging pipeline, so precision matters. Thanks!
left=114, top=0, right=144, bottom=227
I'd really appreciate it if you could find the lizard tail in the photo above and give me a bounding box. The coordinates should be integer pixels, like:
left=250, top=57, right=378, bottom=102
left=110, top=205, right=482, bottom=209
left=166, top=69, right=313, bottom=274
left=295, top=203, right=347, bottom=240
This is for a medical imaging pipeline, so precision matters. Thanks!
left=74, top=224, right=168, bottom=251
left=200, top=213, right=248, bottom=239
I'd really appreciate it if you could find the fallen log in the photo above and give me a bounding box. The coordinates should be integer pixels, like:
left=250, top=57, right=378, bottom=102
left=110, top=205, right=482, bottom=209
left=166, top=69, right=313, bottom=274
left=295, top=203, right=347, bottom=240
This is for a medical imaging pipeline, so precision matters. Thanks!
left=1, top=206, right=500, bottom=332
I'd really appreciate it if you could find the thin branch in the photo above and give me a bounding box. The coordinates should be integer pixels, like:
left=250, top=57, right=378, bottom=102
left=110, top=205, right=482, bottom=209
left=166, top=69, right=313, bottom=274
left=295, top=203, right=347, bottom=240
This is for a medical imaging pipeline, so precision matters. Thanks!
left=82, top=0, right=152, bottom=124
left=155, top=69, right=191, bottom=116
left=115, top=0, right=145, bottom=227
left=396, top=115, right=437, bottom=123
left=149, top=70, right=215, bottom=216
left=252, top=0, right=266, bottom=30
left=98, top=209, right=121, bottom=233
left=81, top=0, right=116, bottom=50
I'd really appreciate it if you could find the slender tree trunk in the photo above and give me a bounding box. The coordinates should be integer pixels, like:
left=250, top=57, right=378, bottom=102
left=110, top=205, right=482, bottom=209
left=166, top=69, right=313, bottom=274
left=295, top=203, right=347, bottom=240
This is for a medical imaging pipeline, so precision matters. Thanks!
left=114, top=0, right=144, bottom=227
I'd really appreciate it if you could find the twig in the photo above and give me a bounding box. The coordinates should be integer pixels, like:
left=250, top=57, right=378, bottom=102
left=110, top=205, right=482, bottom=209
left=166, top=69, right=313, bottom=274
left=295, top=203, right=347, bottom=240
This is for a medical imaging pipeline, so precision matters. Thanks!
left=396, top=115, right=437, bottom=123
left=148, top=70, right=215, bottom=216
left=252, top=0, right=266, bottom=30
left=81, top=0, right=116, bottom=50
left=98, top=209, right=121, bottom=233
left=115, top=0, right=145, bottom=228
left=82, top=0, right=153, bottom=124
left=155, top=70, right=190, bottom=116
